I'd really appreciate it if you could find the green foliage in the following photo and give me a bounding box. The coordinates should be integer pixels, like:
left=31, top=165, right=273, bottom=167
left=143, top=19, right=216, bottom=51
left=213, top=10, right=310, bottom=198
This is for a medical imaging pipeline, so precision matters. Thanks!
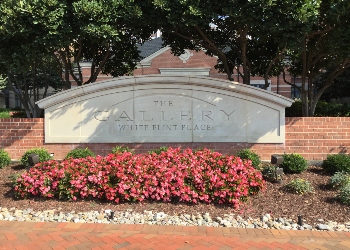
left=329, top=172, right=350, bottom=190
left=0, top=108, right=27, bottom=118
left=286, top=100, right=350, bottom=117
left=237, top=149, right=261, bottom=169
left=0, top=0, right=67, bottom=117
left=285, top=100, right=303, bottom=117
left=315, top=101, right=350, bottom=117
left=0, top=149, right=11, bottom=169
left=261, top=164, right=277, bottom=182
left=20, top=148, right=53, bottom=167
left=0, top=75, right=6, bottom=91
left=284, top=178, right=313, bottom=195
left=156, top=0, right=319, bottom=84
left=337, top=184, right=350, bottom=205
left=148, top=147, right=169, bottom=155
left=58, top=172, right=72, bottom=200
left=0, top=109, right=11, bottom=118
left=281, top=153, right=308, bottom=174
left=8, top=172, right=23, bottom=187
left=322, top=68, right=350, bottom=101
left=0, top=0, right=157, bottom=93
left=111, top=146, right=133, bottom=154
left=285, top=0, right=350, bottom=116
left=322, top=154, right=350, bottom=174
left=65, top=148, right=95, bottom=159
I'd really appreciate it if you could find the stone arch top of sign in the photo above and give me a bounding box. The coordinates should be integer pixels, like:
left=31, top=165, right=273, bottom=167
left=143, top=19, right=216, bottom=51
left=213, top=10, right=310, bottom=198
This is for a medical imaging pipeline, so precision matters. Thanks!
left=37, top=75, right=293, bottom=143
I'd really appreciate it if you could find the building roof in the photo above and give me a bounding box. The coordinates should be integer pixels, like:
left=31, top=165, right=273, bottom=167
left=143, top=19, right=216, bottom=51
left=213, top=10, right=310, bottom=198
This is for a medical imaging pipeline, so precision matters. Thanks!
left=137, top=37, right=164, bottom=59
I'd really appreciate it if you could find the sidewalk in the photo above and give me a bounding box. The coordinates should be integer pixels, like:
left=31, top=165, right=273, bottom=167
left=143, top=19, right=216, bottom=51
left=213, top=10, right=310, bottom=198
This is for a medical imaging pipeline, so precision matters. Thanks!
left=0, top=221, right=350, bottom=249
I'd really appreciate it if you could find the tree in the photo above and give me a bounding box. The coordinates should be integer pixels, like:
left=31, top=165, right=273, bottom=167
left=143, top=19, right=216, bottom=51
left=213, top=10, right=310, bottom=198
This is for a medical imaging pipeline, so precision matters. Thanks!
left=0, top=0, right=68, bottom=117
left=154, top=0, right=350, bottom=116
left=320, top=68, right=350, bottom=101
left=153, top=0, right=316, bottom=87
left=0, top=0, right=158, bottom=117
left=56, top=0, right=157, bottom=89
left=284, top=0, right=350, bottom=116
left=0, top=76, right=6, bottom=91
left=0, top=50, right=65, bottom=118
left=1, top=0, right=157, bottom=90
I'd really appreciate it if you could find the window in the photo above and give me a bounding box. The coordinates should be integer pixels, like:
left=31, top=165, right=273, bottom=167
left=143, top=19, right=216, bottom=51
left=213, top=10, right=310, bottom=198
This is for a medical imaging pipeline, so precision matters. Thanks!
left=291, top=84, right=301, bottom=99
left=291, top=79, right=306, bottom=99
left=250, top=80, right=271, bottom=91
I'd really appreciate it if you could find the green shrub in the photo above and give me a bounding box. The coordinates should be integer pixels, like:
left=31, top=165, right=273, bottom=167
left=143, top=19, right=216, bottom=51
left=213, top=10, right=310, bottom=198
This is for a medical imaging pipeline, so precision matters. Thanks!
left=315, top=101, right=350, bottom=117
left=20, top=148, right=53, bottom=167
left=337, top=184, right=350, bottom=205
left=261, top=164, right=277, bottom=182
left=148, top=146, right=169, bottom=155
left=322, top=154, right=350, bottom=174
left=285, top=100, right=350, bottom=117
left=284, top=178, right=313, bottom=195
left=65, top=148, right=95, bottom=159
left=0, top=149, right=11, bottom=168
left=0, top=108, right=27, bottom=118
left=8, top=172, right=23, bottom=187
left=281, top=153, right=308, bottom=173
left=328, top=172, right=350, bottom=190
left=0, top=109, right=11, bottom=118
left=285, top=100, right=302, bottom=117
left=111, top=146, right=133, bottom=154
left=237, top=149, right=261, bottom=169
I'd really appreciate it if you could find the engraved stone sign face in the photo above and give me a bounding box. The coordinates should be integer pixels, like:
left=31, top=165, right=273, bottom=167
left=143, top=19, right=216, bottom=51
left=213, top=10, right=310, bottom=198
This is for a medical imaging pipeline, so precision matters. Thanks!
left=36, top=75, right=293, bottom=143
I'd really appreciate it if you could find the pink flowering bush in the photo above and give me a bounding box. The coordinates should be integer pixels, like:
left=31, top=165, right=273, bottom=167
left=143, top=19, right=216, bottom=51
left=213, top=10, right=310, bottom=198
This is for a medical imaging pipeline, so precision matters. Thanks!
left=14, top=148, right=265, bottom=208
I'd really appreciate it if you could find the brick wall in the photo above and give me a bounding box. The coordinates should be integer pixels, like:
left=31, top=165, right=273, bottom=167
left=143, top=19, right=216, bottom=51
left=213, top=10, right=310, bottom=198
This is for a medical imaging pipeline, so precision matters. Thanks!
left=284, top=117, right=350, bottom=160
left=1, top=118, right=349, bottom=161
left=133, top=49, right=227, bottom=78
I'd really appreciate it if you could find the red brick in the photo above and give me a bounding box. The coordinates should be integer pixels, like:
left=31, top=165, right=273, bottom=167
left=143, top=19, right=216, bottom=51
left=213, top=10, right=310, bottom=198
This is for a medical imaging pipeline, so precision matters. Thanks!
left=2, top=116, right=350, bottom=161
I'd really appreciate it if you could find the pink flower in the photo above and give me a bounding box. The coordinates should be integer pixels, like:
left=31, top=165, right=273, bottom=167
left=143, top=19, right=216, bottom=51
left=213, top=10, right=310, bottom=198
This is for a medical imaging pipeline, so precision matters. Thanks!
left=13, top=147, right=264, bottom=207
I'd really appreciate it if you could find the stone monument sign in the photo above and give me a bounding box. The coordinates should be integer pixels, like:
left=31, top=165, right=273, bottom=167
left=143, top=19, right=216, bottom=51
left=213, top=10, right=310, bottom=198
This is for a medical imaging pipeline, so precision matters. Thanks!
left=37, top=75, right=293, bottom=143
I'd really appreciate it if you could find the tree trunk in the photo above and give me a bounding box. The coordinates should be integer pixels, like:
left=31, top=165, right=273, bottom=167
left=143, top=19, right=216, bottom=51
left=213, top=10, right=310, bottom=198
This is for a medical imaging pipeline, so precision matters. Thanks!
left=239, top=28, right=250, bottom=85
left=301, top=38, right=309, bottom=116
left=263, top=49, right=286, bottom=90
left=301, top=87, right=309, bottom=117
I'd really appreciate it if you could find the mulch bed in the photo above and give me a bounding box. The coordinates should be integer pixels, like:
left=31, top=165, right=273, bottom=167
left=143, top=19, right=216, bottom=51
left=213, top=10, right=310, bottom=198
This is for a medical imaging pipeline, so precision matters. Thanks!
left=0, top=164, right=349, bottom=225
